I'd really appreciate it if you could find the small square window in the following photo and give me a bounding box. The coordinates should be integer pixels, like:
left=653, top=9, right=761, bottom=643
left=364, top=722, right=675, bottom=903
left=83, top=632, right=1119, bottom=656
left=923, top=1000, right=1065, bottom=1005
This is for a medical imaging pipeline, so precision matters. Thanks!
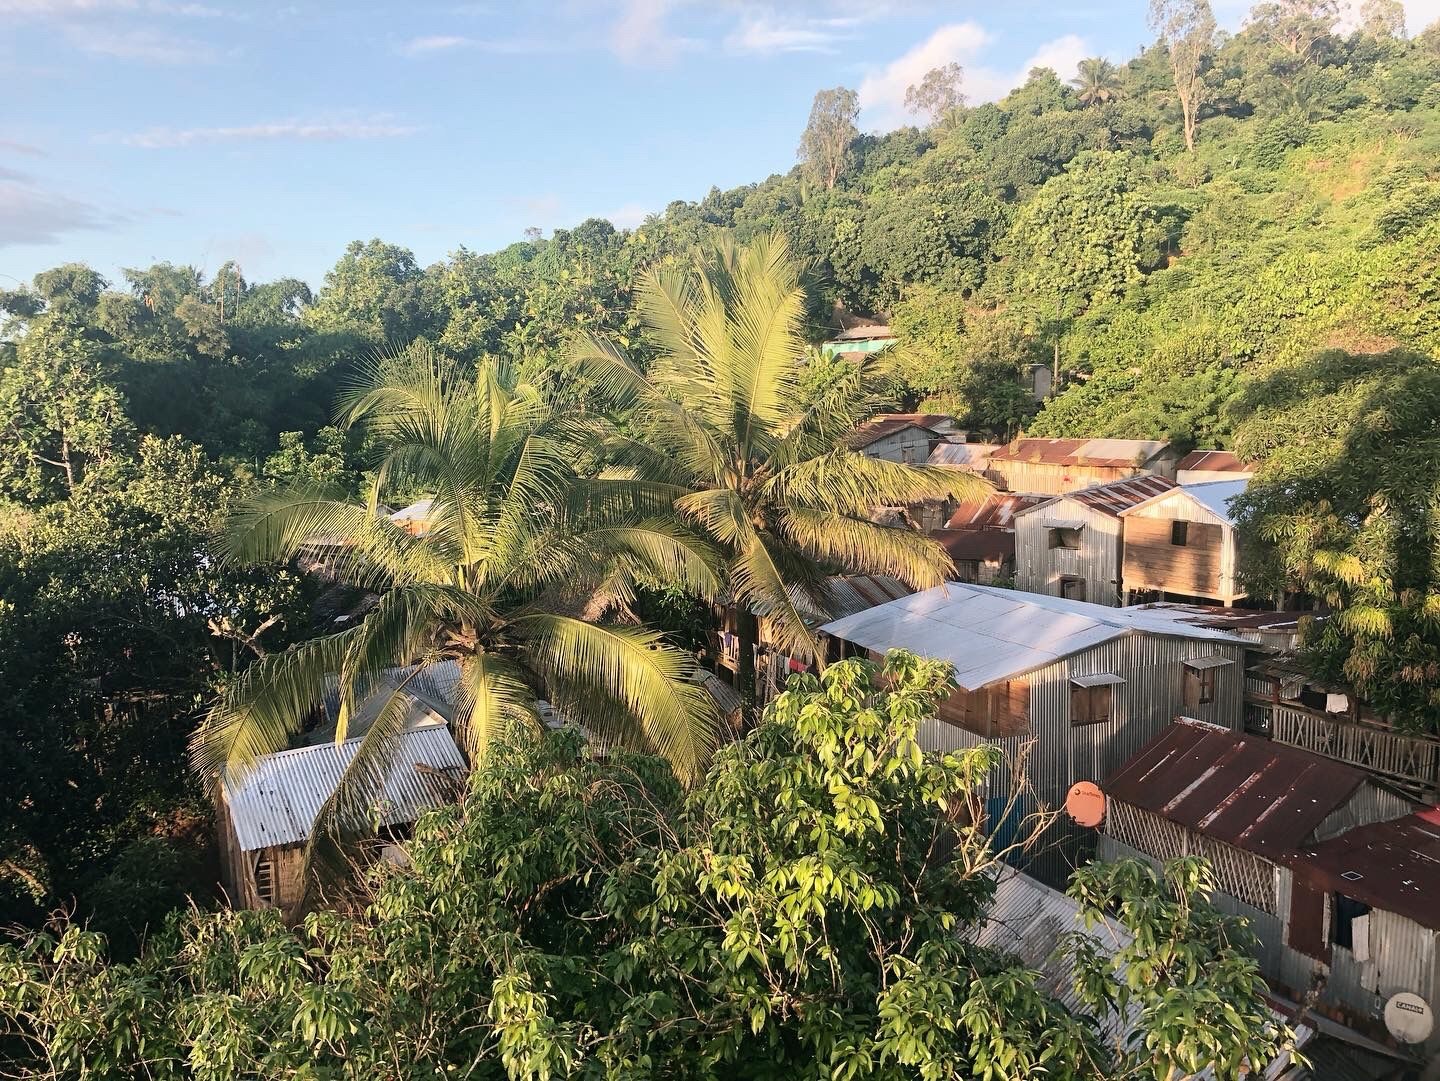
left=1070, top=681, right=1114, bottom=726
left=1049, top=527, right=1082, bottom=550
left=1171, top=521, right=1189, bottom=547
left=1184, top=664, right=1217, bottom=705
left=1059, top=576, right=1086, bottom=602
left=254, top=857, right=276, bottom=906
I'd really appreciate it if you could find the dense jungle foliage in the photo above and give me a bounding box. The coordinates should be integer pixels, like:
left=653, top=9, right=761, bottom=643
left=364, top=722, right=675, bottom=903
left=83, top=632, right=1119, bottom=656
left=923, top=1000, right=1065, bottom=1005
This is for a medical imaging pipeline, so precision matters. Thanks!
left=1, top=0, right=1439, bottom=965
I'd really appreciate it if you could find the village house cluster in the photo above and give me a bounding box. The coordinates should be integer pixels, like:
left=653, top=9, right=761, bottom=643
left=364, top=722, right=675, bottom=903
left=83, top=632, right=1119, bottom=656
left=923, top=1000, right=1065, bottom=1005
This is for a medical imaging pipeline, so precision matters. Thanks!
left=216, top=322, right=1440, bottom=1076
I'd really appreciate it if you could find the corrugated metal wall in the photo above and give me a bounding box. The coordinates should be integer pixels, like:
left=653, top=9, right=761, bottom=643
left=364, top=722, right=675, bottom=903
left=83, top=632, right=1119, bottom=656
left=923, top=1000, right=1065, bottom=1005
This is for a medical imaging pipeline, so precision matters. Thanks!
left=920, top=631, right=1247, bottom=888
left=1313, top=784, right=1417, bottom=842
left=862, top=428, right=930, bottom=465
left=1015, top=499, right=1123, bottom=606
left=989, top=462, right=1140, bottom=497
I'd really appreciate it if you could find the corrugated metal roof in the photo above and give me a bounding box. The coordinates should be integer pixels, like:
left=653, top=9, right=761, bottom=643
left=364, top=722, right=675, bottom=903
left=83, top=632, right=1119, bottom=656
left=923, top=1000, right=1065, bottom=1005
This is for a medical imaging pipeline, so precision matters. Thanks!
left=970, top=866, right=1136, bottom=1044
left=929, top=528, right=1015, bottom=562
left=928, top=442, right=999, bottom=469
left=1180, top=479, right=1249, bottom=526
left=1294, top=809, right=1440, bottom=931
left=1104, top=719, right=1368, bottom=860
left=819, top=582, right=1247, bottom=691
left=989, top=438, right=1172, bottom=468
left=1177, top=450, right=1250, bottom=473
left=871, top=413, right=958, bottom=433
left=829, top=323, right=894, bottom=342
left=822, top=574, right=911, bottom=619
left=945, top=493, right=1043, bottom=530
left=1020, top=475, right=1177, bottom=519
left=1136, top=603, right=1310, bottom=633
left=389, top=498, right=433, bottom=524
left=319, top=660, right=461, bottom=739
left=845, top=418, right=929, bottom=449
left=975, top=869, right=1316, bottom=1077
left=222, top=725, right=467, bottom=852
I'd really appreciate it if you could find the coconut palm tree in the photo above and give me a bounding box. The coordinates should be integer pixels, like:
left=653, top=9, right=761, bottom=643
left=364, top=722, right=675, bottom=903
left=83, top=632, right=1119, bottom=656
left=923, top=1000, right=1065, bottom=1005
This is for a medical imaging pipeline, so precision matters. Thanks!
left=572, top=232, right=987, bottom=707
left=1072, top=58, right=1124, bottom=107
left=192, top=345, right=722, bottom=871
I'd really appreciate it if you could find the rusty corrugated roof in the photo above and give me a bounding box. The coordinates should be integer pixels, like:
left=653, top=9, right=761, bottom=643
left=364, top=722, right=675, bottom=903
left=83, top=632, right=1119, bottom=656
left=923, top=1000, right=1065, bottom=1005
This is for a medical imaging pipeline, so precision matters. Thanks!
left=1104, top=719, right=1368, bottom=860
left=1177, top=449, right=1251, bottom=473
left=830, top=323, right=894, bottom=342
left=928, top=442, right=999, bottom=469
left=989, top=437, right=1172, bottom=468
left=1292, top=810, right=1440, bottom=931
left=945, top=493, right=1045, bottom=530
left=872, top=413, right=958, bottom=432
left=845, top=418, right=928, bottom=449
left=929, top=528, right=1015, bottom=562
left=1015, top=475, right=1176, bottom=520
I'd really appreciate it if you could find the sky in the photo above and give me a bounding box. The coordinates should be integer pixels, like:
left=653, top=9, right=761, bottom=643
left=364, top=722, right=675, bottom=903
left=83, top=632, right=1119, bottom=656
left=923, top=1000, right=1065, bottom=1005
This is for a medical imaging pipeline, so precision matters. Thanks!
left=3, top=0, right=1438, bottom=290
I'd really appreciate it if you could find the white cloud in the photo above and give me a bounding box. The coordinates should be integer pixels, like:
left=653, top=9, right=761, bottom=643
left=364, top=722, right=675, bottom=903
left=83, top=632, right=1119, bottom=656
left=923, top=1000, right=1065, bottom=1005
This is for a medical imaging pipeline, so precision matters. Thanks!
left=603, top=202, right=651, bottom=228
left=400, top=34, right=472, bottom=54
left=0, top=138, right=46, bottom=156
left=725, top=12, right=860, bottom=54
left=857, top=22, right=992, bottom=128
left=64, top=25, right=217, bottom=62
left=110, top=117, right=420, bottom=148
left=398, top=33, right=573, bottom=56
left=859, top=23, right=1092, bottom=131
left=609, top=0, right=698, bottom=64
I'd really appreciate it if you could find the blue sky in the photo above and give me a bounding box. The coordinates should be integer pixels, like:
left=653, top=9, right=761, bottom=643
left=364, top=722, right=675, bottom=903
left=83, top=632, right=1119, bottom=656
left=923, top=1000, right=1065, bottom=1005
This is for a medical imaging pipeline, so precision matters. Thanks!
left=2, top=0, right=1436, bottom=290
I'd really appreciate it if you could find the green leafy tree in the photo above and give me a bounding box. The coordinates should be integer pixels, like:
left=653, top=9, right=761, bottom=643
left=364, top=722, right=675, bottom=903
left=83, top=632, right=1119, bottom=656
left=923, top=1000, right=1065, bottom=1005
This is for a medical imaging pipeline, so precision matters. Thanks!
left=0, top=313, right=132, bottom=501
left=573, top=232, right=982, bottom=707
left=1229, top=348, right=1440, bottom=730
left=1002, top=152, right=1162, bottom=384
left=904, top=63, right=967, bottom=126
left=194, top=343, right=724, bottom=876
left=1149, top=0, right=1217, bottom=150
left=1066, top=857, right=1296, bottom=1080
left=798, top=86, right=860, bottom=190
left=0, top=652, right=1295, bottom=1078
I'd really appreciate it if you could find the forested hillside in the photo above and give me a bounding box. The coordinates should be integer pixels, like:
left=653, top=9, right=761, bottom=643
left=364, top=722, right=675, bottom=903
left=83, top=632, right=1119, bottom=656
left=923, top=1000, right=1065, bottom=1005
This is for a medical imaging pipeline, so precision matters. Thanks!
left=2, top=0, right=1439, bottom=938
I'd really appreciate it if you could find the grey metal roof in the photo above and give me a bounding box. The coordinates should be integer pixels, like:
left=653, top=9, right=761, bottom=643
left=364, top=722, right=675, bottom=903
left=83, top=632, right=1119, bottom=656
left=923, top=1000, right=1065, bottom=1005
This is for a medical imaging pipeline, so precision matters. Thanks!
left=971, top=867, right=1136, bottom=1044
left=823, top=574, right=911, bottom=619
left=928, top=442, right=998, bottom=469
left=819, top=582, right=1247, bottom=690
left=1181, top=479, right=1249, bottom=526
left=318, top=660, right=461, bottom=741
left=222, top=725, right=467, bottom=852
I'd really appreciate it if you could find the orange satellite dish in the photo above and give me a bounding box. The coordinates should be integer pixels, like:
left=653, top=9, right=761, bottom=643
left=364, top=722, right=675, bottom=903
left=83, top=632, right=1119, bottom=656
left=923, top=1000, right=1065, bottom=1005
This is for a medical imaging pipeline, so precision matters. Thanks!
left=1065, top=781, right=1106, bottom=827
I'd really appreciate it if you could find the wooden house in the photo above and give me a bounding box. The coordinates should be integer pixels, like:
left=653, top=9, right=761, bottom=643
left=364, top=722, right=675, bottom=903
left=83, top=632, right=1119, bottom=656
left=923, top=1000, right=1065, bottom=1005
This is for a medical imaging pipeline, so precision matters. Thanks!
left=820, top=583, right=1250, bottom=883
left=870, top=413, right=962, bottom=440
left=927, top=493, right=1044, bottom=584
left=1014, top=475, right=1176, bottom=607
left=1176, top=449, right=1255, bottom=486
left=1097, top=720, right=1436, bottom=1055
left=821, top=323, right=895, bottom=360
left=217, top=725, right=467, bottom=920
left=1118, top=479, right=1249, bottom=605
left=986, top=438, right=1179, bottom=496
left=845, top=418, right=932, bottom=464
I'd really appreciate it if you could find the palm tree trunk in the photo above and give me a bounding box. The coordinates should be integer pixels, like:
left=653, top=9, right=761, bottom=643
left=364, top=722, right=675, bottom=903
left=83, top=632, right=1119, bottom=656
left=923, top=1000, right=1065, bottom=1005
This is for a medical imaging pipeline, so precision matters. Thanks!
left=736, top=607, right=760, bottom=719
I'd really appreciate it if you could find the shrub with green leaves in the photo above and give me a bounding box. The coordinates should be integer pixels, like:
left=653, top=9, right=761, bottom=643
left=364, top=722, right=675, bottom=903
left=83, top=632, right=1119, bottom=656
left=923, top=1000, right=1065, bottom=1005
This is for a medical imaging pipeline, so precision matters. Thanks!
left=0, top=651, right=1292, bottom=1079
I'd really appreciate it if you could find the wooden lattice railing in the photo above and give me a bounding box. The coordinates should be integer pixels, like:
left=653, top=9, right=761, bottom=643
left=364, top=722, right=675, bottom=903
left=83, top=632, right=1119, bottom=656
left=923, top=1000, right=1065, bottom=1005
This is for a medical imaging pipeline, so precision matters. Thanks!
left=1261, top=704, right=1440, bottom=800
left=1106, top=802, right=1278, bottom=914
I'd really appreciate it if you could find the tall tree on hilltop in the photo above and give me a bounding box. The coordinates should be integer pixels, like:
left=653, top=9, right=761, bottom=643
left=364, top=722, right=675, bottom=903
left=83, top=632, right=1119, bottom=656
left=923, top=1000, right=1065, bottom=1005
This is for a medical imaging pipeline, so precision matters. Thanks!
left=1072, top=57, right=1124, bottom=106
left=904, top=63, right=967, bottom=126
left=572, top=232, right=984, bottom=708
left=1246, top=0, right=1340, bottom=60
left=192, top=344, right=723, bottom=875
left=1358, top=0, right=1406, bottom=38
left=797, top=86, right=860, bottom=190
left=1150, top=0, right=1217, bottom=151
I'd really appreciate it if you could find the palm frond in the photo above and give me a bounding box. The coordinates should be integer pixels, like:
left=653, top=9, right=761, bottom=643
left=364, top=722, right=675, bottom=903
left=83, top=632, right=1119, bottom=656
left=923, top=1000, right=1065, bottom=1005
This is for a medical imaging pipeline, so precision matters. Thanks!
left=513, top=614, right=718, bottom=784
left=729, top=531, right=823, bottom=661
left=767, top=451, right=990, bottom=517
left=451, top=651, right=544, bottom=760
left=192, top=630, right=355, bottom=781
left=780, top=507, right=954, bottom=589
